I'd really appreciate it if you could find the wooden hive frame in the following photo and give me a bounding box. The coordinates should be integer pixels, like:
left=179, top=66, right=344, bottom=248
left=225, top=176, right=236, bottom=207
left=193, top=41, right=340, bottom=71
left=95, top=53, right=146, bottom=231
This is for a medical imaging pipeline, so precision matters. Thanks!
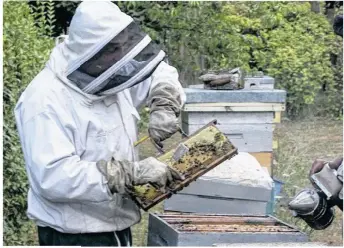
left=130, top=120, right=238, bottom=211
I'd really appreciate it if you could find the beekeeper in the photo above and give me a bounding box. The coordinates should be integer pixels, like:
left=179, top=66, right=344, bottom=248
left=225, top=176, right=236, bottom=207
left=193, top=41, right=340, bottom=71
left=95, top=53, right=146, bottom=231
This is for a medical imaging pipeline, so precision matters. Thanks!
left=14, top=1, right=185, bottom=246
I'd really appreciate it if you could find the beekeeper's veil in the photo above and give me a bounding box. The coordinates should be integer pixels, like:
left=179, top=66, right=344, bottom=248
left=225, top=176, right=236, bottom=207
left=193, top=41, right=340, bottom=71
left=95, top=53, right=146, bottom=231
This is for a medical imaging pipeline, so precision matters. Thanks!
left=61, top=1, right=165, bottom=96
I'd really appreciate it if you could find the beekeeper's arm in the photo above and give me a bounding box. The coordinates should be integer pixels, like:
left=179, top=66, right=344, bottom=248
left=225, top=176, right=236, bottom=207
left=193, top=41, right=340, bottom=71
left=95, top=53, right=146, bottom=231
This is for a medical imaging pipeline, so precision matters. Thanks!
left=20, top=110, right=182, bottom=203
left=130, top=61, right=186, bottom=148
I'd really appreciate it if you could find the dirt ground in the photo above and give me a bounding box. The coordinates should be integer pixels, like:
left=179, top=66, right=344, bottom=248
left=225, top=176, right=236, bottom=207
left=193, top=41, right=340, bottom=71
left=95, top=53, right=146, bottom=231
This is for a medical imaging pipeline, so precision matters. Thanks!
left=132, top=118, right=343, bottom=246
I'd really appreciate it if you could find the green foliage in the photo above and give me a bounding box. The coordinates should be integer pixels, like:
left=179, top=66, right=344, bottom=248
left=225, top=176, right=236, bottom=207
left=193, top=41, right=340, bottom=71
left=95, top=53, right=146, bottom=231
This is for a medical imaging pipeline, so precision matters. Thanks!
left=3, top=1, right=54, bottom=245
left=30, top=0, right=56, bottom=36
left=54, top=0, right=79, bottom=12
left=116, top=1, right=342, bottom=118
left=27, top=1, right=343, bottom=117
left=221, top=2, right=343, bottom=117
left=138, top=107, right=150, bottom=132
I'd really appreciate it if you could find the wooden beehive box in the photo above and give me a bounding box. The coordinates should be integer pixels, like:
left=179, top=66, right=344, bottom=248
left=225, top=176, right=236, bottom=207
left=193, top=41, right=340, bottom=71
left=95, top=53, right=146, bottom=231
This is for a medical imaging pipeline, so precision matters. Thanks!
left=148, top=213, right=308, bottom=246
left=163, top=178, right=272, bottom=215
left=184, top=77, right=286, bottom=175
left=164, top=152, right=274, bottom=215
left=130, top=121, right=238, bottom=211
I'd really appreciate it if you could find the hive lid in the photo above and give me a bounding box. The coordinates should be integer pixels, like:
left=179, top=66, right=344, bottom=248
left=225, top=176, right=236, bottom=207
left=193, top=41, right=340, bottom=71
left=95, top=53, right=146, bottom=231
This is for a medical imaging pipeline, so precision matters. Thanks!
left=184, top=88, right=286, bottom=104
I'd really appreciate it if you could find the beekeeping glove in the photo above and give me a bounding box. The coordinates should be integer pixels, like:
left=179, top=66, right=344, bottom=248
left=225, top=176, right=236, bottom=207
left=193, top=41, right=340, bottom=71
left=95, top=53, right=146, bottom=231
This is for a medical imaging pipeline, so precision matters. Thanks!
left=96, top=157, right=184, bottom=194
left=147, top=83, right=183, bottom=149
left=309, top=159, right=327, bottom=181
left=309, top=158, right=343, bottom=182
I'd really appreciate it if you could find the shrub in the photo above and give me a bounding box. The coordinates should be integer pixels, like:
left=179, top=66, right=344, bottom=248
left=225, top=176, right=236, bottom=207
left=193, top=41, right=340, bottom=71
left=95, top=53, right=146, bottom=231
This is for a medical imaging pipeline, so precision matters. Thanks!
left=117, top=1, right=342, bottom=118
left=3, top=1, right=55, bottom=245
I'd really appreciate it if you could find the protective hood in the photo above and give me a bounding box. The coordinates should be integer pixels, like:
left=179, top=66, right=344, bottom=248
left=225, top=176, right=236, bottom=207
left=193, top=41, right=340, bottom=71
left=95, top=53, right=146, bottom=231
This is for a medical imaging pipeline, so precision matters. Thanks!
left=47, top=1, right=165, bottom=96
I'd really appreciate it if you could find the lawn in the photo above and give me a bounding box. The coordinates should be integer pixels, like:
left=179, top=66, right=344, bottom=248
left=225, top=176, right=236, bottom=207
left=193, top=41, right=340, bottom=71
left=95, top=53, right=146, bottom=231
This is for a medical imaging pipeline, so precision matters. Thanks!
left=132, top=118, right=343, bottom=246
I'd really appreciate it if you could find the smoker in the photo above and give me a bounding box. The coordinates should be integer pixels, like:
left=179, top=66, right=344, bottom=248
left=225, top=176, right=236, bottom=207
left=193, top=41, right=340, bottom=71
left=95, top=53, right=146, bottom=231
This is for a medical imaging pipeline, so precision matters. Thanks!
left=288, top=163, right=342, bottom=230
left=289, top=188, right=335, bottom=230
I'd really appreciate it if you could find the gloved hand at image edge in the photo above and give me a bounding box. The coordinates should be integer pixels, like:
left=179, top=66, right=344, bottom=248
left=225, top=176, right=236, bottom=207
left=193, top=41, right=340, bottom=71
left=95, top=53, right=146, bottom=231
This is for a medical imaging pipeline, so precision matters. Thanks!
left=96, top=157, right=184, bottom=195
left=309, top=157, right=343, bottom=201
left=309, top=157, right=343, bottom=178
left=147, top=83, right=183, bottom=149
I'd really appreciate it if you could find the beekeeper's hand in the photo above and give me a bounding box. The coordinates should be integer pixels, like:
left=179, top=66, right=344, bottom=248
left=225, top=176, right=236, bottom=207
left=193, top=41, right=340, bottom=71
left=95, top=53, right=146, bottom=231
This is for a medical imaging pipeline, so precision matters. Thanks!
left=309, top=157, right=343, bottom=188
left=309, top=159, right=327, bottom=178
left=96, top=157, right=184, bottom=194
left=148, top=109, right=179, bottom=150
left=310, top=157, right=343, bottom=176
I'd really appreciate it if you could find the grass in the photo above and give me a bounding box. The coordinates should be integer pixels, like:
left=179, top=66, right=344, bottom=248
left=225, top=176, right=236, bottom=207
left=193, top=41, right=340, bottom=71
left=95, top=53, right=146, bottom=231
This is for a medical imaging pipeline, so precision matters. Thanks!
left=273, top=118, right=343, bottom=246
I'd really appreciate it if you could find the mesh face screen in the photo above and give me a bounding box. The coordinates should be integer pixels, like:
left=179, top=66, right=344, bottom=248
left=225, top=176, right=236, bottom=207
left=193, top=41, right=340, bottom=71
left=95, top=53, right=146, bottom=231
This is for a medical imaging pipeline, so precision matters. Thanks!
left=67, top=21, right=163, bottom=95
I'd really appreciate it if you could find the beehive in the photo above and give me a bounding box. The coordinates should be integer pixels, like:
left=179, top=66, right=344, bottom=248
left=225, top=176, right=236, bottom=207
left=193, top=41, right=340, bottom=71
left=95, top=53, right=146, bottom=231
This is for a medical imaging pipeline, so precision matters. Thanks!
left=130, top=121, right=238, bottom=210
left=184, top=75, right=286, bottom=175
left=164, top=152, right=273, bottom=215
left=148, top=213, right=308, bottom=246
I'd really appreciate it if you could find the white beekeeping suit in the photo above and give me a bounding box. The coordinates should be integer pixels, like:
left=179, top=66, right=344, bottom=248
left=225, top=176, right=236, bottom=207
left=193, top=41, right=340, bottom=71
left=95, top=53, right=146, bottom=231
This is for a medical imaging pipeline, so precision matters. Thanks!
left=14, top=1, right=185, bottom=236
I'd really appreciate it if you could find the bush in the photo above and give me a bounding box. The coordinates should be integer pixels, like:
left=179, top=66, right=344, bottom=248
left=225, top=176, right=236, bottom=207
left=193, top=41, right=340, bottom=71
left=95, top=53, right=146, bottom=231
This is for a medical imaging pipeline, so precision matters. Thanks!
left=238, top=2, right=342, bottom=117
left=3, top=1, right=54, bottom=245
left=138, top=107, right=150, bottom=132
left=117, top=1, right=342, bottom=118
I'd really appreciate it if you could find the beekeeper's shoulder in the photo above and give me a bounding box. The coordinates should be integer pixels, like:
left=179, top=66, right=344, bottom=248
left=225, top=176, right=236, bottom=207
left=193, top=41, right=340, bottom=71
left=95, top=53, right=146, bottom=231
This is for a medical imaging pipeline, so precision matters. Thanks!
left=17, top=67, right=71, bottom=124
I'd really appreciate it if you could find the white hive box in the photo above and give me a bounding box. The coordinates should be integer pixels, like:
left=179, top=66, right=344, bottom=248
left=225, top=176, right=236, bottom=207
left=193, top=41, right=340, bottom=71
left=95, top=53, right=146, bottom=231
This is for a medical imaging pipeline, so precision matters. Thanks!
left=183, top=76, right=286, bottom=174
left=164, top=153, right=274, bottom=215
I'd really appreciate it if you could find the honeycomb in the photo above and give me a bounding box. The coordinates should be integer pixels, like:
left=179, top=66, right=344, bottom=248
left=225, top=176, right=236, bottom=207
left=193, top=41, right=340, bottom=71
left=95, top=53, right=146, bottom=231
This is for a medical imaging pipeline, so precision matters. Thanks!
left=130, top=123, right=238, bottom=210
